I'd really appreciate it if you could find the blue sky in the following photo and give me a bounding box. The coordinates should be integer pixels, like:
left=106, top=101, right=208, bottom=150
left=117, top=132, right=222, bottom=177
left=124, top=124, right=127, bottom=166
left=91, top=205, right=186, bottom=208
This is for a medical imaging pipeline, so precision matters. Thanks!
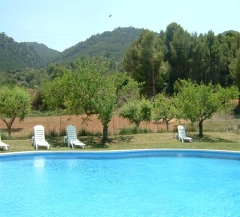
left=1, top=0, right=239, bottom=52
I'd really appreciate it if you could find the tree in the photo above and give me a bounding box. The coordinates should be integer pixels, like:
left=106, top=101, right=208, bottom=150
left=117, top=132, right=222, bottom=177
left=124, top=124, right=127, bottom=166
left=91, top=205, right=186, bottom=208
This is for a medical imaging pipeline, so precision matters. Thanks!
left=118, top=98, right=152, bottom=127
left=122, top=30, right=165, bottom=96
left=0, top=86, right=31, bottom=135
left=229, top=49, right=240, bottom=108
left=153, top=94, right=178, bottom=131
left=175, top=80, right=238, bottom=137
left=43, top=58, right=141, bottom=141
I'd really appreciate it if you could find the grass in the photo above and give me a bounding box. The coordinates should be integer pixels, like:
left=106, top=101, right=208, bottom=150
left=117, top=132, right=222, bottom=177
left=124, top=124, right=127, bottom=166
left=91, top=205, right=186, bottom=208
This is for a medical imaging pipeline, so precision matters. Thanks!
left=1, top=131, right=240, bottom=153
left=1, top=112, right=240, bottom=153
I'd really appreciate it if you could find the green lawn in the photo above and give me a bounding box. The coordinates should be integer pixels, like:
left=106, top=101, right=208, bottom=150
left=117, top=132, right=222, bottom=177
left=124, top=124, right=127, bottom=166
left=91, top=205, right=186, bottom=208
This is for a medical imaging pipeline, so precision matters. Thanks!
left=1, top=131, right=240, bottom=153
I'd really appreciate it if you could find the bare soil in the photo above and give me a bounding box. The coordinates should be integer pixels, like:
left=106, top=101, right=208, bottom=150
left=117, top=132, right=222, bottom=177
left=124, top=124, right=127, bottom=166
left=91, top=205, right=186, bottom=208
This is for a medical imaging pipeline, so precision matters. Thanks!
left=0, top=114, right=178, bottom=138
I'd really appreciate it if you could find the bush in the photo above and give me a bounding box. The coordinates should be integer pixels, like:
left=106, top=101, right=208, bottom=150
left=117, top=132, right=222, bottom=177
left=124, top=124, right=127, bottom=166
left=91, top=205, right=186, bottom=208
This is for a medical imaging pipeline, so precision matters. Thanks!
left=0, top=132, right=12, bottom=140
left=119, top=126, right=152, bottom=135
left=45, top=129, right=58, bottom=138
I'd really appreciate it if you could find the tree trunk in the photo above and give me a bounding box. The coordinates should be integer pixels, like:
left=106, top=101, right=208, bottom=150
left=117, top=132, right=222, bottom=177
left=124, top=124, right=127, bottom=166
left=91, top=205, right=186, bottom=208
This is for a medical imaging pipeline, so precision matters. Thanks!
left=7, top=124, right=12, bottom=135
left=7, top=116, right=16, bottom=135
left=0, top=116, right=15, bottom=135
left=198, top=120, right=203, bottom=137
left=151, top=59, right=155, bottom=96
left=102, top=124, right=109, bottom=141
left=166, top=120, right=169, bottom=131
left=238, top=93, right=240, bottom=108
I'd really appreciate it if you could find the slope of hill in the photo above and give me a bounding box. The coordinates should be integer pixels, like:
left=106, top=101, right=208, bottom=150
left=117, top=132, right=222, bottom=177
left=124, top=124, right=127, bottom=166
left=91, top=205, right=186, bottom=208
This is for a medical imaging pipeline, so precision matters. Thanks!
left=221, top=30, right=239, bottom=36
left=24, top=42, right=60, bottom=66
left=54, top=27, right=143, bottom=63
left=0, top=33, right=59, bottom=72
left=0, top=27, right=143, bottom=72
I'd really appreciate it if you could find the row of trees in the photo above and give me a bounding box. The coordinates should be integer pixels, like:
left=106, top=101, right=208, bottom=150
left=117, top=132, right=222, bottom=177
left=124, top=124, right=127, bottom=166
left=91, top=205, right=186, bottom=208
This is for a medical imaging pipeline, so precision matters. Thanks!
left=123, top=23, right=240, bottom=99
left=0, top=58, right=237, bottom=140
left=119, top=80, right=237, bottom=137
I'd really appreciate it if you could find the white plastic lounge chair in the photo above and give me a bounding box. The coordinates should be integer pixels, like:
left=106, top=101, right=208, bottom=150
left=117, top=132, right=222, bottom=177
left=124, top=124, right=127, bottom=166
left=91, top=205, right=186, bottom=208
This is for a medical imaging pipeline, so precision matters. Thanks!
left=32, top=125, right=50, bottom=150
left=65, top=125, right=86, bottom=149
left=177, top=125, right=193, bottom=142
left=0, top=134, right=9, bottom=150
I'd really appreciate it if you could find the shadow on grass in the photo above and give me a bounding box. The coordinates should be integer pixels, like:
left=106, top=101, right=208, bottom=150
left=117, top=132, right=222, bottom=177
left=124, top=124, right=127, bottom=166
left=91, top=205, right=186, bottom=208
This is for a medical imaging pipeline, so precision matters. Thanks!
left=47, top=136, right=112, bottom=149
left=191, top=134, right=234, bottom=143
left=47, top=137, right=66, bottom=148
left=85, top=136, right=107, bottom=148
left=84, top=135, right=135, bottom=149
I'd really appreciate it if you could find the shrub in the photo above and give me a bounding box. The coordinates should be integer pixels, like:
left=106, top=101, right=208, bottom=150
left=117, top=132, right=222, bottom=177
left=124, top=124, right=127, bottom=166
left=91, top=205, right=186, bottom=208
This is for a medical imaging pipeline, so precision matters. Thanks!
left=119, top=126, right=152, bottom=135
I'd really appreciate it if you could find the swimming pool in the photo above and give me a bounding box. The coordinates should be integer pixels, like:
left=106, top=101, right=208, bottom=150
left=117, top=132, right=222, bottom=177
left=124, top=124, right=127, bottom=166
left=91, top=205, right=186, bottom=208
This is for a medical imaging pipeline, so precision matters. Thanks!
left=1, top=149, right=240, bottom=217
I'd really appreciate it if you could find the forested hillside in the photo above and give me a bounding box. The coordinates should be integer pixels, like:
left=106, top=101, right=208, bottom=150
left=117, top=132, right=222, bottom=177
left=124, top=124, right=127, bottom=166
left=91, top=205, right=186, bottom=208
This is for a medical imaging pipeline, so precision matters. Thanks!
left=54, top=27, right=143, bottom=65
left=0, top=27, right=142, bottom=72
left=0, top=33, right=59, bottom=72
left=1, top=23, right=239, bottom=98
left=24, top=42, right=60, bottom=66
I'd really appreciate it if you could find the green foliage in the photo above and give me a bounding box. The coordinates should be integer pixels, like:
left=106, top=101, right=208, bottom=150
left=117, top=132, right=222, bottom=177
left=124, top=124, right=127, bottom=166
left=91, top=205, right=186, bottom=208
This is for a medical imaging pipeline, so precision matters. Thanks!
left=0, top=86, right=31, bottom=134
left=31, top=89, right=45, bottom=111
left=24, top=42, right=60, bottom=65
left=118, top=98, right=152, bottom=127
left=153, top=93, right=178, bottom=130
left=55, top=27, right=143, bottom=68
left=1, top=24, right=240, bottom=102
left=229, top=49, right=240, bottom=107
left=175, top=80, right=238, bottom=137
left=122, top=29, right=165, bottom=96
left=123, top=23, right=239, bottom=95
left=42, top=58, right=141, bottom=141
left=119, top=126, right=152, bottom=135
left=0, top=33, right=59, bottom=72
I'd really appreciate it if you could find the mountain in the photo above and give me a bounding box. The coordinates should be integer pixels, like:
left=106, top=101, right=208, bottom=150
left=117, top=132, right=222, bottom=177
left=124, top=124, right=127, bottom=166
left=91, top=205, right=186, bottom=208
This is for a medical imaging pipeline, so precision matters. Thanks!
left=221, top=30, right=239, bottom=36
left=0, top=33, right=59, bottom=72
left=24, top=42, right=60, bottom=66
left=1, top=27, right=239, bottom=73
left=54, top=27, right=143, bottom=64
left=0, top=27, right=143, bottom=72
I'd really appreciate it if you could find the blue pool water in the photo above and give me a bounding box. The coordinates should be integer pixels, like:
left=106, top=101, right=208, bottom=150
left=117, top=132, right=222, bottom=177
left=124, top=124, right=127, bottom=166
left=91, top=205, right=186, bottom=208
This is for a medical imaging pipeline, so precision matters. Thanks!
left=1, top=150, right=240, bottom=217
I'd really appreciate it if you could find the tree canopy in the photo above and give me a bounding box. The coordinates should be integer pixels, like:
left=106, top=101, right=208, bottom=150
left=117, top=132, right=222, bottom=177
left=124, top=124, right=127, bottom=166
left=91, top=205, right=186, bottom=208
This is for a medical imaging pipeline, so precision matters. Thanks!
left=174, top=80, right=238, bottom=137
left=0, top=86, right=31, bottom=135
left=122, top=30, right=165, bottom=96
left=123, top=23, right=240, bottom=96
left=42, top=58, right=141, bottom=141
left=118, top=98, right=152, bottom=127
left=229, top=49, right=240, bottom=107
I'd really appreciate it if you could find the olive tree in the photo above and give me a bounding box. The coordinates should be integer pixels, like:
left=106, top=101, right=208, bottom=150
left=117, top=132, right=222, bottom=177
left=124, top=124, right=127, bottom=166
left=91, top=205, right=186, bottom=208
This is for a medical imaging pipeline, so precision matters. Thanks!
left=0, top=86, right=31, bottom=135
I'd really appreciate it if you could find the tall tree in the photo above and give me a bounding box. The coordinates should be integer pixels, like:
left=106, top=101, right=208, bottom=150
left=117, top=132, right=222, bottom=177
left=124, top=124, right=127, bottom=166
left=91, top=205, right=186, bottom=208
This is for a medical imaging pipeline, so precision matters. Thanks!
left=164, top=22, right=193, bottom=93
left=123, top=30, right=165, bottom=96
left=229, top=49, right=240, bottom=108
left=0, top=86, right=31, bottom=135
left=188, top=33, right=209, bottom=84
